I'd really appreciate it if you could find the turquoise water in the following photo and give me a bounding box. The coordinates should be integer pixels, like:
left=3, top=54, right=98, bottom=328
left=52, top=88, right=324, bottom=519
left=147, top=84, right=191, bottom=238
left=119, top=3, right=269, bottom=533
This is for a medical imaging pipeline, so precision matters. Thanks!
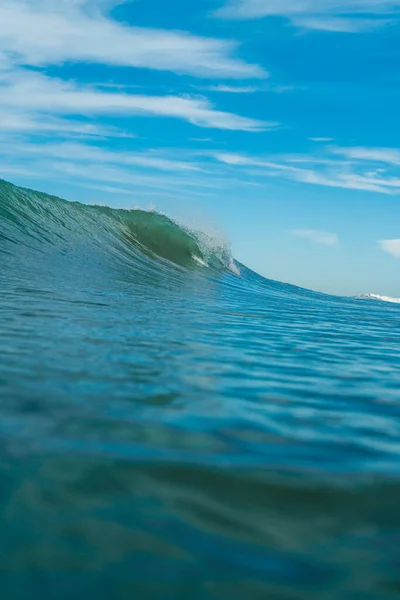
left=1, top=178, right=400, bottom=599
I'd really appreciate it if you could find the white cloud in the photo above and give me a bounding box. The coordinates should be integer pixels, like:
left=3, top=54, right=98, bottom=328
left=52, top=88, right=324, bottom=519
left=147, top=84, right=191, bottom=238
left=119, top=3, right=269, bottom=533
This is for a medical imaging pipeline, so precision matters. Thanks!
left=0, top=110, right=132, bottom=138
left=0, top=157, right=216, bottom=198
left=46, top=161, right=210, bottom=192
left=334, top=146, right=400, bottom=165
left=292, top=169, right=396, bottom=193
left=309, top=138, right=334, bottom=142
left=291, top=229, right=339, bottom=246
left=0, top=136, right=256, bottom=204
left=217, top=0, right=399, bottom=30
left=0, top=0, right=264, bottom=78
left=72, top=182, right=216, bottom=205
left=201, top=83, right=297, bottom=94
left=203, top=84, right=260, bottom=93
left=2, top=141, right=203, bottom=173
left=379, top=239, right=400, bottom=258
left=0, top=0, right=271, bottom=198
left=0, top=69, right=266, bottom=132
left=214, top=152, right=297, bottom=171
left=291, top=16, right=391, bottom=31
left=212, top=150, right=400, bottom=194
left=0, top=165, right=40, bottom=179
left=0, top=0, right=274, bottom=204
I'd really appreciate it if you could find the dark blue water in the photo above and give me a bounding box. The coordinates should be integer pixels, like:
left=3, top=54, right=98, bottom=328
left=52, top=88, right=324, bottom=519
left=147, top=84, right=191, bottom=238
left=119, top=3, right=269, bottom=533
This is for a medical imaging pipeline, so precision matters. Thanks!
left=1, top=178, right=400, bottom=599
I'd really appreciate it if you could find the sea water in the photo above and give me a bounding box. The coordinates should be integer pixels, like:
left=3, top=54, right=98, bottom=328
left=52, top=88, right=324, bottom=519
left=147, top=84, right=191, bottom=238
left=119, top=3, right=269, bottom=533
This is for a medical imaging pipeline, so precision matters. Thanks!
left=1, top=178, right=400, bottom=599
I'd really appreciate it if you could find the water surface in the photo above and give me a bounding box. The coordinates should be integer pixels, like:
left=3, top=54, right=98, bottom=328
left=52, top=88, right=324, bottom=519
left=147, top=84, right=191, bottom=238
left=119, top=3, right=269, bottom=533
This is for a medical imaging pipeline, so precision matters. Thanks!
left=1, top=178, right=400, bottom=599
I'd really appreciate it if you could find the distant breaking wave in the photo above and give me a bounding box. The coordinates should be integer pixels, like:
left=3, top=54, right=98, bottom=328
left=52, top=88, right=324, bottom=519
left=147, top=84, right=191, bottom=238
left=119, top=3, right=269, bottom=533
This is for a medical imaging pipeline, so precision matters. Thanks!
left=358, top=293, right=400, bottom=304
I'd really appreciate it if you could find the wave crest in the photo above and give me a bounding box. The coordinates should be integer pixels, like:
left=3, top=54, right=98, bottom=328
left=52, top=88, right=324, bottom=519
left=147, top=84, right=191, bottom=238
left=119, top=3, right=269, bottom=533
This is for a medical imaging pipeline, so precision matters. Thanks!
left=358, top=293, right=400, bottom=304
left=0, top=179, right=235, bottom=273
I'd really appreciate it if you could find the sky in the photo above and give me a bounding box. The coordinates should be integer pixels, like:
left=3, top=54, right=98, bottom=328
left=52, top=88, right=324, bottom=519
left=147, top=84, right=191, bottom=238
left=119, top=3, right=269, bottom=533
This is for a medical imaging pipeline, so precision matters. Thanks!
left=1, top=0, right=400, bottom=296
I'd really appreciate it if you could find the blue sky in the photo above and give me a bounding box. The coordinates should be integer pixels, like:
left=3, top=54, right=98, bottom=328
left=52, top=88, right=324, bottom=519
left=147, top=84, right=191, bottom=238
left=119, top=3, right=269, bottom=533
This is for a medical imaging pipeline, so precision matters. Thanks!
left=1, top=0, right=400, bottom=296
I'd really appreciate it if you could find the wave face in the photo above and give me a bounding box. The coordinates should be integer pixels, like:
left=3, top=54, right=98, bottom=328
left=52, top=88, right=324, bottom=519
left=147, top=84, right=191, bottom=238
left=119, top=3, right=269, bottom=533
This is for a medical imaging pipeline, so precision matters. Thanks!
left=1, top=178, right=400, bottom=599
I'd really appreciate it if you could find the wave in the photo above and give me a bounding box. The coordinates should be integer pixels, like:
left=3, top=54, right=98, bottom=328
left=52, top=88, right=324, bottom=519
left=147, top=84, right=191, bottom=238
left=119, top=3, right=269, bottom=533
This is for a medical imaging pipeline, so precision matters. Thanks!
left=2, top=178, right=395, bottom=308
left=358, top=293, right=400, bottom=304
left=0, top=178, right=236, bottom=274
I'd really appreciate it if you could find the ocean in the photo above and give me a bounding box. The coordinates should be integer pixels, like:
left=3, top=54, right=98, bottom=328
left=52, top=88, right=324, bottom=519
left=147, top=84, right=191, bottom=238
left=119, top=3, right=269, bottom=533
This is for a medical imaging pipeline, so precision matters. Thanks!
left=1, top=177, right=400, bottom=599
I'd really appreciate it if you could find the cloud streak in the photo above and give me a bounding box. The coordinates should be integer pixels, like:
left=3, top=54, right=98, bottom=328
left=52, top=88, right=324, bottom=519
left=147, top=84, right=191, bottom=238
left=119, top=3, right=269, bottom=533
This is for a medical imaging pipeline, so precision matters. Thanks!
left=202, top=84, right=260, bottom=93
left=217, top=0, right=399, bottom=31
left=0, top=136, right=258, bottom=207
left=0, top=69, right=267, bottom=132
left=0, top=0, right=265, bottom=78
left=291, top=16, right=392, bottom=31
left=291, top=229, right=339, bottom=246
left=3, top=141, right=204, bottom=173
left=334, top=146, right=400, bottom=165
left=213, top=147, right=400, bottom=194
left=0, top=0, right=272, bottom=203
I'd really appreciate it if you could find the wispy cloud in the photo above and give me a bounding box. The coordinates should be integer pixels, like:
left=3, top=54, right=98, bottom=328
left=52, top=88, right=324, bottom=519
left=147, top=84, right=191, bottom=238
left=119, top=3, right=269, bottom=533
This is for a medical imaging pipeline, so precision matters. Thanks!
left=291, top=16, right=392, bottom=32
left=0, top=69, right=266, bottom=132
left=291, top=229, right=339, bottom=246
left=334, top=146, right=400, bottom=165
left=217, top=0, right=399, bottom=31
left=200, top=83, right=299, bottom=94
left=213, top=152, right=297, bottom=171
left=0, top=0, right=265, bottom=78
left=202, top=84, right=260, bottom=93
left=212, top=148, right=400, bottom=194
left=0, top=0, right=276, bottom=208
left=1, top=141, right=204, bottom=173
left=0, top=111, right=133, bottom=138
left=379, top=239, right=400, bottom=258
left=0, top=136, right=258, bottom=206
left=292, top=170, right=396, bottom=193
left=0, top=155, right=217, bottom=199
left=309, top=138, right=334, bottom=142
left=0, top=0, right=273, bottom=174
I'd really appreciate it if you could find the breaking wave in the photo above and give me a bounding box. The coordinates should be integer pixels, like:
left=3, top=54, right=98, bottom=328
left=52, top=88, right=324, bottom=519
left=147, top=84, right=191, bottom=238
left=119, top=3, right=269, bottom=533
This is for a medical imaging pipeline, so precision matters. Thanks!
left=358, top=293, right=400, bottom=304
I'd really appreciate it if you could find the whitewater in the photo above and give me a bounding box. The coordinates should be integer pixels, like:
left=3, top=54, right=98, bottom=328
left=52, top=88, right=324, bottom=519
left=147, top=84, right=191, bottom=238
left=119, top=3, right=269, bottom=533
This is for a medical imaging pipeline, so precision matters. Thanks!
left=1, top=178, right=400, bottom=599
